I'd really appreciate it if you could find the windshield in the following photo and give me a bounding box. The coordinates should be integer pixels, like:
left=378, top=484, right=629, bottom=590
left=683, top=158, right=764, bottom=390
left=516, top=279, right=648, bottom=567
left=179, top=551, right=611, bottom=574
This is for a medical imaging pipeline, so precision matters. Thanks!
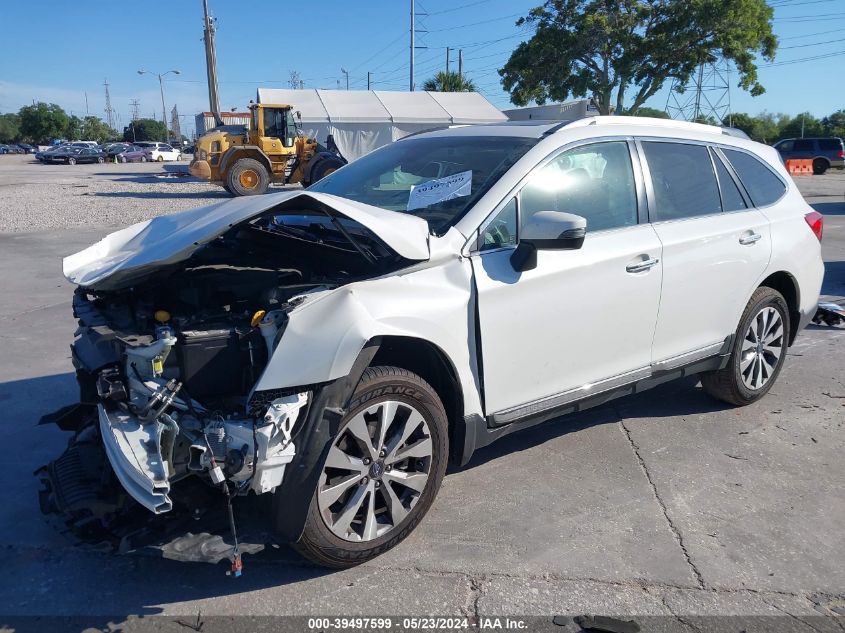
left=308, top=134, right=537, bottom=234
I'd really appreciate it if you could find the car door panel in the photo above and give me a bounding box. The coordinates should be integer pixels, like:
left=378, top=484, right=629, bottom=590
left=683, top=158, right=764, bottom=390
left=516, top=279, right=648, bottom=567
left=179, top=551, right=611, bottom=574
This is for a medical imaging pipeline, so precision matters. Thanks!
left=638, top=140, right=772, bottom=363
left=472, top=224, right=663, bottom=415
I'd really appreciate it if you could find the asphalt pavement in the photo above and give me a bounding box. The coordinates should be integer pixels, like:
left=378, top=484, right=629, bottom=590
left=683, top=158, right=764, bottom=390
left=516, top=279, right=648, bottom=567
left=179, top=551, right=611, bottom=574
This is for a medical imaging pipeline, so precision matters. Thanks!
left=0, top=161, right=842, bottom=632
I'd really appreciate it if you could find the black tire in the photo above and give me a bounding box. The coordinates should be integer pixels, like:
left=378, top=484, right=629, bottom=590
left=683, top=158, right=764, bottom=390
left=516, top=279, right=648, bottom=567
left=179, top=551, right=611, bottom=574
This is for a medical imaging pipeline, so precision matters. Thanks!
left=812, top=158, right=828, bottom=175
left=294, top=366, right=449, bottom=568
left=701, top=287, right=790, bottom=406
left=222, top=183, right=232, bottom=194
left=227, top=158, right=270, bottom=196
left=67, top=157, right=76, bottom=165
left=97, top=156, right=104, bottom=163
left=306, top=156, right=345, bottom=187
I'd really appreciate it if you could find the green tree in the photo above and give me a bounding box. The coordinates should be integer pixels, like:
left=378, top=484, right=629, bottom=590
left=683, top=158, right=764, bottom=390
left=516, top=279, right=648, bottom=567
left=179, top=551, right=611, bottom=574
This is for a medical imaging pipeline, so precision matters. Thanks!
left=0, top=113, right=20, bottom=143
left=65, top=115, right=82, bottom=141
left=632, top=106, right=670, bottom=118
left=80, top=116, right=119, bottom=143
left=500, top=0, right=777, bottom=115
left=123, top=118, right=167, bottom=142
left=422, top=71, right=478, bottom=92
left=821, top=109, right=845, bottom=140
left=19, top=102, right=70, bottom=144
left=779, top=112, right=823, bottom=140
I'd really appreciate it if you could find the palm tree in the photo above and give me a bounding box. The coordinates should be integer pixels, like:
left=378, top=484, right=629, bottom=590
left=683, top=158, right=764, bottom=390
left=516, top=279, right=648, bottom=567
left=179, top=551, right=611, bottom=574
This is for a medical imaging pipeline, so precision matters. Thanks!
left=422, top=71, right=477, bottom=92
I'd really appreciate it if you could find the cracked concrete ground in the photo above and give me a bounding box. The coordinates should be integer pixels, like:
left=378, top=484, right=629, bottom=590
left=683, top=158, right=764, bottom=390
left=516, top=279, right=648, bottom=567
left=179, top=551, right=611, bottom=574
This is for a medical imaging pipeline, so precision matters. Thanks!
left=0, top=164, right=842, bottom=632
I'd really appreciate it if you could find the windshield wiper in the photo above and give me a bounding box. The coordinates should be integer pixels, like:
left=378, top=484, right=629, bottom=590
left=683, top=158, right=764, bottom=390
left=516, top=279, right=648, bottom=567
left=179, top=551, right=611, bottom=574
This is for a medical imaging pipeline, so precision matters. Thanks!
left=326, top=215, right=377, bottom=265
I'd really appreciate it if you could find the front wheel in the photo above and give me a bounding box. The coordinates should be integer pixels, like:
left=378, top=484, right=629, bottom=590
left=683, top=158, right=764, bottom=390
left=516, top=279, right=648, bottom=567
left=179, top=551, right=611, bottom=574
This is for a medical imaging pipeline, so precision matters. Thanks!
left=306, top=156, right=345, bottom=187
left=226, top=158, right=270, bottom=196
left=67, top=157, right=76, bottom=165
left=140, top=156, right=147, bottom=162
left=157, top=155, right=164, bottom=162
left=294, top=366, right=449, bottom=568
left=701, top=287, right=789, bottom=406
left=97, top=157, right=104, bottom=163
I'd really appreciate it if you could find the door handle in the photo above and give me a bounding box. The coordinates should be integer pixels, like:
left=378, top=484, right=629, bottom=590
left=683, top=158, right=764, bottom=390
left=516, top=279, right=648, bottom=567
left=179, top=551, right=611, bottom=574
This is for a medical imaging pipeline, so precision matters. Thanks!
left=739, top=232, right=762, bottom=245
left=626, top=258, right=660, bottom=273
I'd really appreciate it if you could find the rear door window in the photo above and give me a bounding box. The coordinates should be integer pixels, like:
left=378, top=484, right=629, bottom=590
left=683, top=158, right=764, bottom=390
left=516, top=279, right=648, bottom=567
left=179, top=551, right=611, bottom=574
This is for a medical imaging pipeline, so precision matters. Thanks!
left=818, top=138, right=843, bottom=151
left=793, top=139, right=814, bottom=152
left=722, top=149, right=786, bottom=208
left=641, top=141, right=722, bottom=221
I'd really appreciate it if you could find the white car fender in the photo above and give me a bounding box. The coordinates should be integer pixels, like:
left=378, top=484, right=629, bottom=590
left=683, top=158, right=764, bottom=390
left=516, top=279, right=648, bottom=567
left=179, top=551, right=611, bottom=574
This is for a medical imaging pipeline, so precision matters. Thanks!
left=254, top=230, right=484, bottom=418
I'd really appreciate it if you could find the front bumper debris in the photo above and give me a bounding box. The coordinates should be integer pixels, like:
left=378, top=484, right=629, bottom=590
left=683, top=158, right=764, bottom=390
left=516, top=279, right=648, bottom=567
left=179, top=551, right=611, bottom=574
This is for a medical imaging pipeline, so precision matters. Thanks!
left=98, top=404, right=172, bottom=514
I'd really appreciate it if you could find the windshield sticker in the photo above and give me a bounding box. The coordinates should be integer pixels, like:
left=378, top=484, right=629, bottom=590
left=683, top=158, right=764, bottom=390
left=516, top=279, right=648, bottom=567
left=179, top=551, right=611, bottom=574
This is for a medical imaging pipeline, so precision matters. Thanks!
left=407, top=170, right=472, bottom=211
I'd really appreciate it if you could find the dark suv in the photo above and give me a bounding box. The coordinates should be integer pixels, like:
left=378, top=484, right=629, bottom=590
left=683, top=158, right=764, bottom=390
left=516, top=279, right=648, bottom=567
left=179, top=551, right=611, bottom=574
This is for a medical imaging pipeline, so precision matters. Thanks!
left=773, top=137, right=845, bottom=175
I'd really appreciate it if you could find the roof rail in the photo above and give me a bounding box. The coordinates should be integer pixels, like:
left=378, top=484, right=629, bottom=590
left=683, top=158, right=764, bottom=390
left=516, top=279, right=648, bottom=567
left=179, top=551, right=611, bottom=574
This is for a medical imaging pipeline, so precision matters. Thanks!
left=562, top=115, right=725, bottom=135
left=720, top=126, right=750, bottom=140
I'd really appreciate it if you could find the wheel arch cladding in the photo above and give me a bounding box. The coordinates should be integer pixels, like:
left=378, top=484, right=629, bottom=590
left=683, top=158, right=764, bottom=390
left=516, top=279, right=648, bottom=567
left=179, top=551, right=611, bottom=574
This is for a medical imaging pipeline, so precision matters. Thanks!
left=370, top=335, right=466, bottom=466
left=759, top=271, right=800, bottom=344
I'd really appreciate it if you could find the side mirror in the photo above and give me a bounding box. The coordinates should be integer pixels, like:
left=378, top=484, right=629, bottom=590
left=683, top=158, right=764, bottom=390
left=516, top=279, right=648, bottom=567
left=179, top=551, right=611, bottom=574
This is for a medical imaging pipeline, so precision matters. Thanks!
left=510, top=211, right=586, bottom=272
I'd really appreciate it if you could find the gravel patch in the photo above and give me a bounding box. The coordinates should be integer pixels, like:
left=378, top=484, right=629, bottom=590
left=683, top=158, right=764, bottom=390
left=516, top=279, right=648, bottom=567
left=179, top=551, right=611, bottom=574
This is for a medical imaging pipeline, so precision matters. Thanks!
left=0, top=156, right=299, bottom=233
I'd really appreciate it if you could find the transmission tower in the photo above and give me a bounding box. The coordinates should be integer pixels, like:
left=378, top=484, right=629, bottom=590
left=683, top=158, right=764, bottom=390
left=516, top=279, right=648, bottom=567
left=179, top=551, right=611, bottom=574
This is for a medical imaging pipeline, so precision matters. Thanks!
left=103, top=78, right=116, bottom=129
left=130, top=99, right=140, bottom=122
left=170, top=104, right=182, bottom=142
left=665, top=59, right=732, bottom=125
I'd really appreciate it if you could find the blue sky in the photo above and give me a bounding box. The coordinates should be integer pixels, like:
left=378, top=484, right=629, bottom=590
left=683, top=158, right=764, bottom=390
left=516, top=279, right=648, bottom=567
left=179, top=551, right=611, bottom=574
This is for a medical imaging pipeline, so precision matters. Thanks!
left=1, top=0, right=843, bottom=137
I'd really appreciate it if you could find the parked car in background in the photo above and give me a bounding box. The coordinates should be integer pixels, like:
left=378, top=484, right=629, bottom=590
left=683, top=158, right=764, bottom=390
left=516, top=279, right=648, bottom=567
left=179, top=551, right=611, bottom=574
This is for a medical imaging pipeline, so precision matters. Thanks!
left=115, top=145, right=149, bottom=163
left=0, top=144, right=23, bottom=154
left=105, top=143, right=131, bottom=159
left=773, top=137, right=845, bottom=175
left=45, top=117, right=824, bottom=568
left=44, top=147, right=105, bottom=165
left=145, top=144, right=182, bottom=162
left=17, top=143, right=38, bottom=154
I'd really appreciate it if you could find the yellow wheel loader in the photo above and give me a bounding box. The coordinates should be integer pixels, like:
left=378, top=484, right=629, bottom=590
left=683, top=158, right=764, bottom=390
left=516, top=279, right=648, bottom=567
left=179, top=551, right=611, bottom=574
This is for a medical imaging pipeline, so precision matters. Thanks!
left=189, top=103, right=346, bottom=196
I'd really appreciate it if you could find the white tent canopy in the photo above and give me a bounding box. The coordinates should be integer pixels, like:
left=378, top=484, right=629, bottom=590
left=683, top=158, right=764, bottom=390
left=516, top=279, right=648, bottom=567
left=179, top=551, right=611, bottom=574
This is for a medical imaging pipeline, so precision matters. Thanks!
left=256, top=88, right=506, bottom=161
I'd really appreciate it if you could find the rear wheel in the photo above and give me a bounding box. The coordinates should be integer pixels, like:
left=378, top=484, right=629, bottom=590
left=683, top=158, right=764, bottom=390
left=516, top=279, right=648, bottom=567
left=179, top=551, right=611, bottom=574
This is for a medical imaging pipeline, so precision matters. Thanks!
left=157, top=155, right=164, bottom=162
left=97, top=156, right=104, bottom=163
left=226, top=158, right=270, bottom=196
left=306, top=156, right=345, bottom=187
left=294, top=366, right=448, bottom=568
left=701, top=287, right=789, bottom=406
left=812, top=158, right=828, bottom=175
left=67, top=157, right=76, bottom=165
left=140, top=156, right=147, bottom=162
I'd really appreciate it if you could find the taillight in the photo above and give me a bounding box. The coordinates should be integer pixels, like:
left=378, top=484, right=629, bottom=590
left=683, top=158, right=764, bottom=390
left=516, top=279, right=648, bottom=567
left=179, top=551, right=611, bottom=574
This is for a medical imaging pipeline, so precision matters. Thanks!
left=805, top=211, right=823, bottom=241
left=838, top=149, right=844, bottom=159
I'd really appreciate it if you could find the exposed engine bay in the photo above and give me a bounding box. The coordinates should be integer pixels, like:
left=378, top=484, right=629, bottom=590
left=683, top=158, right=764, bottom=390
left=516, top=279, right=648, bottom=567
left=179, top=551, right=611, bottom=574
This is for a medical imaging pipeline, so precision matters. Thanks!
left=39, top=195, right=421, bottom=557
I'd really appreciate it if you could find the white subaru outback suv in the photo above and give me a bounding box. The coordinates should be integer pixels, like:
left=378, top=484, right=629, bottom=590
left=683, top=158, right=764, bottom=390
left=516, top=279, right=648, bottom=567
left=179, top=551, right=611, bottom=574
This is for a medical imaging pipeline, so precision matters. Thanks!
left=42, top=117, right=824, bottom=568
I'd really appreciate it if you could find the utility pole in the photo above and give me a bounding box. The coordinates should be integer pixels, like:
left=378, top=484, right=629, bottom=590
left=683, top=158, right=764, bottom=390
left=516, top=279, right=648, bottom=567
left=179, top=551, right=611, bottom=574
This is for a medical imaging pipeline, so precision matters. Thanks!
left=458, top=49, right=463, bottom=79
left=341, top=67, right=349, bottom=90
left=446, top=47, right=450, bottom=74
left=801, top=113, right=805, bottom=138
left=410, top=0, right=415, bottom=91
left=130, top=99, right=140, bottom=121
left=103, top=79, right=115, bottom=130
left=202, top=0, right=223, bottom=126
left=85, top=92, right=89, bottom=116
left=367, top=72, right=372, bottom=90
left=171, top=105, right=182, bottom=144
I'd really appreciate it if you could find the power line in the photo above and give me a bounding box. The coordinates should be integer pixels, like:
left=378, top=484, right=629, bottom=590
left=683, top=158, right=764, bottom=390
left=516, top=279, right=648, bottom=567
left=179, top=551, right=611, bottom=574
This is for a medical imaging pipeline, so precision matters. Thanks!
left=779, top=27, right=842, bottom=39
left=780, top=36, right=841, bottom=49
left=427, top=0, right=494, bottom=15
left=427, top=12, right=524, bottom=33
left=759, top=49, right=845, bottom=67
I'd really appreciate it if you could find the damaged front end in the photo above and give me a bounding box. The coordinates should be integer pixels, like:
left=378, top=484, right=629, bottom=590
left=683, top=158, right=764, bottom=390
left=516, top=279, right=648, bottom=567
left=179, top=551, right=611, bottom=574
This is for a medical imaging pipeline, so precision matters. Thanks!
left=39, top=191, right=430, bottom=557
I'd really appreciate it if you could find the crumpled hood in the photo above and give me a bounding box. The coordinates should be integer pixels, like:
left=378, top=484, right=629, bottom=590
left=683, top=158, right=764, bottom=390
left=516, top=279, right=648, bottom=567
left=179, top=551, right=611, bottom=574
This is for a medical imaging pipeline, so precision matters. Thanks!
left=63, top=190, right=431, bottom=291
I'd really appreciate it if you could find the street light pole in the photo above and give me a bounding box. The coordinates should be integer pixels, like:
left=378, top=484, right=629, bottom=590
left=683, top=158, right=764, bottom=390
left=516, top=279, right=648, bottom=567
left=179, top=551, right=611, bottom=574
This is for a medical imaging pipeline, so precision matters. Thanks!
left=341, top=68, right=349, bottom=90
left=138, top=69, right=180, bottom=142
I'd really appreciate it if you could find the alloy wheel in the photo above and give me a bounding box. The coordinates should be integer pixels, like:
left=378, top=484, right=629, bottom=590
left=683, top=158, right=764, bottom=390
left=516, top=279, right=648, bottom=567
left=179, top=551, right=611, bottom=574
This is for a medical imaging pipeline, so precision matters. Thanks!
left=740, top=306, right=784, bottom=390
left=317, top=400, right=433, bottom=542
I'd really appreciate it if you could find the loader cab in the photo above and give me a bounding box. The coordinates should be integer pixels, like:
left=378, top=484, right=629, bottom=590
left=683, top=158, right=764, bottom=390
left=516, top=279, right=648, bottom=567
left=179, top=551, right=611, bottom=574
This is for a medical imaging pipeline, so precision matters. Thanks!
left=254, top=104, right=298, bottom=149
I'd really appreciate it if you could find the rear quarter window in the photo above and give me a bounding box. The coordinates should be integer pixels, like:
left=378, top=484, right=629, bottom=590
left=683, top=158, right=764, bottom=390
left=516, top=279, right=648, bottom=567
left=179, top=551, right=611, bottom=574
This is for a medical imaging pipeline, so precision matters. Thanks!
left=818, top=139, right=843, bottom=151
left=722, top=148, right=786, bottom=208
